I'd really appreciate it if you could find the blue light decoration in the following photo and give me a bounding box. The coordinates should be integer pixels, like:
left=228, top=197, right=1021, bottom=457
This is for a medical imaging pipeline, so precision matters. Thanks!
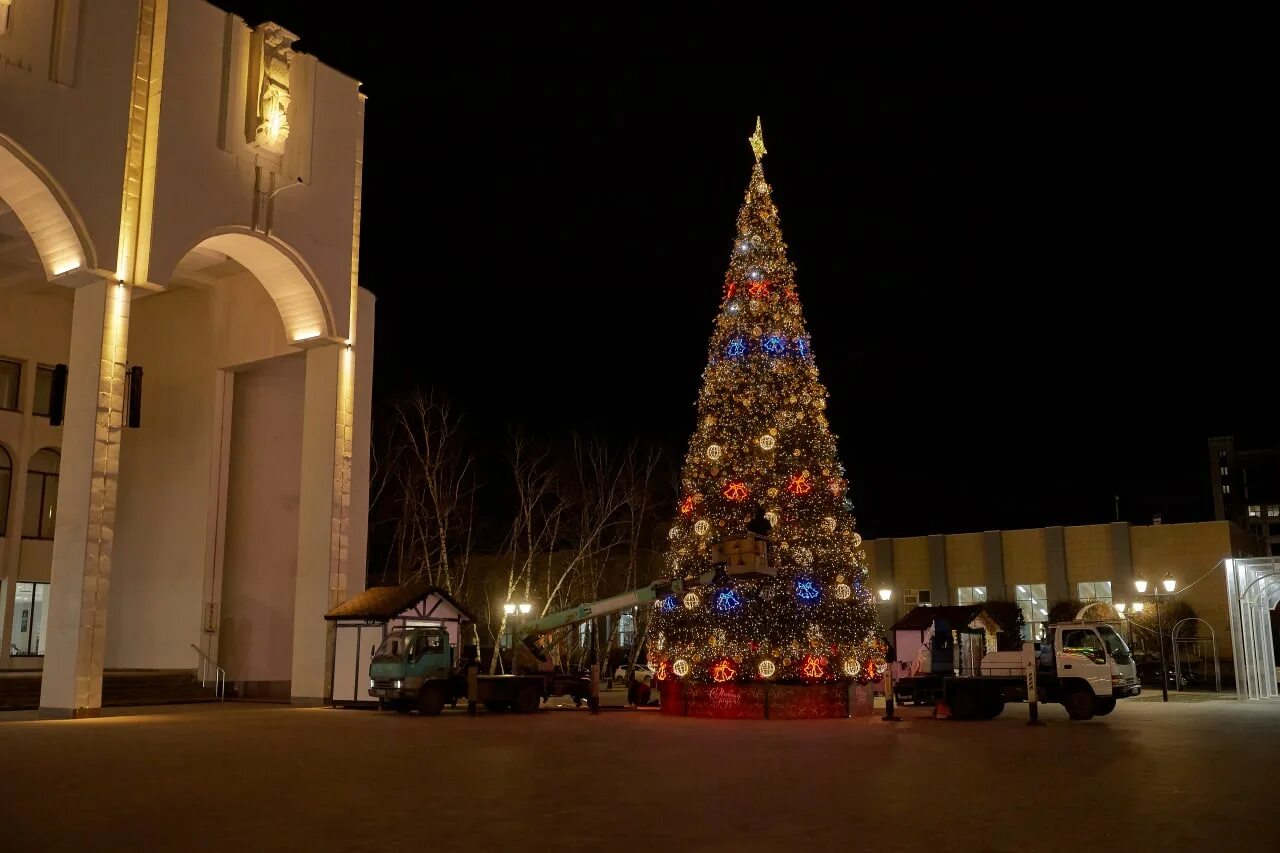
left=795, top=579, right=821, bottom=602
left=726, top=337, right=748, bottom=358
left=795, top=336, right=810, bottom=357
left=762, top=335, right=786, bottom=355
left=715, top=589, right=742, bottom=612
left=661, top=595, right=678, bottom=613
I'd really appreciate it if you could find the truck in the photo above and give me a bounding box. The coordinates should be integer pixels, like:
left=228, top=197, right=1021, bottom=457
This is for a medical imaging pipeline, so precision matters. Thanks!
left=368, top=565, right=724, bottom=715
left=893, top=618, right=1141, bottom=721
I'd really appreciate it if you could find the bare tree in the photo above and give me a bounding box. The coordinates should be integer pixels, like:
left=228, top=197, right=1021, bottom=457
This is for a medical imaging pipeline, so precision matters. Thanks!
left=372, top=390, right=479, bottom=593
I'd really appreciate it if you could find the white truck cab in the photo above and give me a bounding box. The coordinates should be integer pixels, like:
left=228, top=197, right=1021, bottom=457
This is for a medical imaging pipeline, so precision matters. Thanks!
left=982, top=620, right=1140, bottom=719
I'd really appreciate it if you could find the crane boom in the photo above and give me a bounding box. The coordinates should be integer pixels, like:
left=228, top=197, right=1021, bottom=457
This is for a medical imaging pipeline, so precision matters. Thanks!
left=519, top=569, right=717, bottom=643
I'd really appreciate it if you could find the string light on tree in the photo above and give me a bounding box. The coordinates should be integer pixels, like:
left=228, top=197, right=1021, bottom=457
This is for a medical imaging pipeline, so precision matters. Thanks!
left=647, top=117, right=883, bottom=689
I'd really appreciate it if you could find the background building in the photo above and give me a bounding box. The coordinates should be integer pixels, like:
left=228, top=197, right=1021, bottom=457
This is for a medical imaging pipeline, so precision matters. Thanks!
left=1, top=0, right=373, bottom=715
left=865, top=520, right=1264, bottom=668
left=1209, top=436, right=1280, bottom=556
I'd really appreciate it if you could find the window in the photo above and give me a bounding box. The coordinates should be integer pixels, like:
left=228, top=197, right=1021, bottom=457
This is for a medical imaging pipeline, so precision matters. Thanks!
left=10, top=582, right=50, bottom=656
left=904, top=589, right=931, bottom=606
left=955, top=586, right=987, bottom=605
left=22, top=448, right=59, bottom=539
left=0, top=444, right=10, bottom=535
left=32, top=365, right=55, bottom=418
left=1269, top=506, right=1280, bottom=518
left=1223, top=485, right=1231, bottom=495
left=1249, top=505, right=1262, bottom=518
left=618, top=610, right=636, bottom=648
left=1220, top=466, right=1229, bottom=476
left=1077, top=581, right=1113, bottom=603
left=1015, top=583, right=1048, bottom=640
left=0, top=359, right=19, bottom=411
left=1060, top=627, right=1106, bottom=664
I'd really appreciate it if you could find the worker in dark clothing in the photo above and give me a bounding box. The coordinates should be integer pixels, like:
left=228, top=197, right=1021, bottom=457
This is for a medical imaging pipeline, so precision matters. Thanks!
left=747, top=506, right=773, bottom=537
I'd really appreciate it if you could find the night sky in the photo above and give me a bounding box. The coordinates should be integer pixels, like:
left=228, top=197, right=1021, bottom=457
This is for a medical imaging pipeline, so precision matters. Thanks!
left=227, top=4, right=1270, bottom=539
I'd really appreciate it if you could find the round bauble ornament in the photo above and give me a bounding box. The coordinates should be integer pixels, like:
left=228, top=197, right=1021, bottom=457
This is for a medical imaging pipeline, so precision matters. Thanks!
left=673, top=659, right=690, bottom=678
left=793, top=547, right=813, bottom=567
left=706, top=444, right=722, bottom=461
left=822, top=516, right=837, bottom=533
left=683, top=592, right=700, bottom=610
left=694, top=519, right=710, bottom=536
left=758, top=434, right=776, bottom=451
left=764, top=510, right=779, bottom=527
left=851, top=533, right=863, bottom=547
left=833, top=583, right=852, bottom=600
left=668, top=526, right=681, bottom=541
left=758, top=659, right=776, bottom=679
left=842, top=658, right=860, bottom=677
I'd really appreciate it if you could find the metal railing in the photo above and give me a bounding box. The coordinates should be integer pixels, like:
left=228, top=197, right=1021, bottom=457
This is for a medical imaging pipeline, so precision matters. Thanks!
left=190, top=644, right=226, bottom=701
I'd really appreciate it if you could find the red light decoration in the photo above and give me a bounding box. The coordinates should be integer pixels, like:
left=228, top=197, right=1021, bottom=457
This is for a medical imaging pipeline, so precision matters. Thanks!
left=748, top=279, right=770, bottom=298
left=786, top=472, right=813, bottom=496
left=711, top=658, right=738, bottom=683
left=801, top=654, right=827, bottom=681
left=679, top=496, right=695, bottom=515
left=724, top=281, right=737, bottom=300
left=655, top=660, right=671, bottom=682
left=723, top=481, right=750, bottom=501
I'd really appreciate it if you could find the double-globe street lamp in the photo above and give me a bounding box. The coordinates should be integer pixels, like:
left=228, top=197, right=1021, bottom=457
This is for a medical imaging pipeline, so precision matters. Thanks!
left=1132, top=573, right=1178, bottom=703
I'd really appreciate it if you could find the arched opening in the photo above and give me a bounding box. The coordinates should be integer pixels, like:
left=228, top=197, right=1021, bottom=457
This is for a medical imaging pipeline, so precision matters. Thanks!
left=0, top=135, right=94, bottom=281
left=1226, top=557, right=1280, bottom=700
left=165, top=228, right=335, bottom=344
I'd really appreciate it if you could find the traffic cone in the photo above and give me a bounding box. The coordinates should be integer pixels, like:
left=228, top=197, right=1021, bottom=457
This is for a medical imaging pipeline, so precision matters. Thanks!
left=933, top=698, right=951, bottom=719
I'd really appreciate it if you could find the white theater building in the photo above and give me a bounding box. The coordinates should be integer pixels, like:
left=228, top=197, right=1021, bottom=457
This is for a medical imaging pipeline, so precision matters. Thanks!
left=0, top=0, right=373, bottom=715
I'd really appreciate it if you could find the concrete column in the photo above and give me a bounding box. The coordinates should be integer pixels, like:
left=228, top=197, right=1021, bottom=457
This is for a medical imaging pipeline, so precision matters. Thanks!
left=1044, top=526, right=1070, bottom=604
left=928, top=534, right=949, bottom=605
left=289, top=343, right=349, bottom=704
left=982, top=531, right=1006, bottom=599
left=39, top=277, right=131, bottom=717
left=1110, top=522, right=1134, bottom=594
left=346, top=288, right=375, bottom=601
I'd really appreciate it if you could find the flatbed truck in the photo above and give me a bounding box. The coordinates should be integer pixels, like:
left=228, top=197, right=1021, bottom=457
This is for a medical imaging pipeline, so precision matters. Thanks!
left=894, top=619, right=1141, bottom=720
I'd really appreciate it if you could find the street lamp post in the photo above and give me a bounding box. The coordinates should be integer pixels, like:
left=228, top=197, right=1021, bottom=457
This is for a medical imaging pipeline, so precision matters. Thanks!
left=878, top=586, right=901, bottom=722
left=1134, top=575, right=1176, bottom=703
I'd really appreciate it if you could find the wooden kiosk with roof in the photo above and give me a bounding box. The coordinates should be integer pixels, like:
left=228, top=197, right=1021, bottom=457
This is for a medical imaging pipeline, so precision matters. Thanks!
left=324, top=581, right=475, bottom=707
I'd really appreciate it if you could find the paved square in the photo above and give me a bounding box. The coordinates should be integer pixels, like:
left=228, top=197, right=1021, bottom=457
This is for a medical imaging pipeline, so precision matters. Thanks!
left=2, top=699, right=1277, bottom=852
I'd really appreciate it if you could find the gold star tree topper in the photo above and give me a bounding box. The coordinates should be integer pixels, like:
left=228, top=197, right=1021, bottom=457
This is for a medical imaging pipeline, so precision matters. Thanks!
left=749, top=116, right=766, bottom=162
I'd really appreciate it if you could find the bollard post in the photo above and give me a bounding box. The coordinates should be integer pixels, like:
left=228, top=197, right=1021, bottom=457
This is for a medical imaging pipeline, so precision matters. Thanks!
left=589, top=664, right=600, bottom=714
left=467, top=663, right=478, bottom=716
left=882, top=665, right=902, bottom=722
left=1023, top=642, right=1043, bottom=726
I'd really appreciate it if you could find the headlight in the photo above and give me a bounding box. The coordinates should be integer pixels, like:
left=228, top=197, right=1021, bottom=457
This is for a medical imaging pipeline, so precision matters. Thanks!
left=394, top=679, right=403, bottom=689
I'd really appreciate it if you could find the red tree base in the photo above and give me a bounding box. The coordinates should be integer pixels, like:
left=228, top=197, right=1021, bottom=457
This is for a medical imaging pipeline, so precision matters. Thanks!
left=657, top=679, right=874, bottom=719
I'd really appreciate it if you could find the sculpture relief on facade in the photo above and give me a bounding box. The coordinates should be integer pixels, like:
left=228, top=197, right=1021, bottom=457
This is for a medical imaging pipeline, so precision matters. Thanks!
left=246, top=22, right=298, bottom=158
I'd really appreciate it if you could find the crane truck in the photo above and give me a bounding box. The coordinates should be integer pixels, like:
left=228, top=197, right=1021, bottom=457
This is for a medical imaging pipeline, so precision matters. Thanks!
left=368, top=567, right=721, bottom=716
left=893, top=617, right=1141, bottom=720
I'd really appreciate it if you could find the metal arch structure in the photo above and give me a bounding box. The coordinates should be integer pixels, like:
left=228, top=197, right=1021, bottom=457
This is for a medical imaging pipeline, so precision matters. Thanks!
left=1225, top=557, right=1280, bottom=700
left=1170, top=617, right=1221, bottom=693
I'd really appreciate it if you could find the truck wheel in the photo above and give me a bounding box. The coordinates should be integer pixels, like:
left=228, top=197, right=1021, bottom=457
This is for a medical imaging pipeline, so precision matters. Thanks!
left=514, top=683, right=540, bottom=714
left=950, top=685, right=981, bottom=720
left=1093, top=697, right=1117, bottom=717
left=1063, top=688, right=1095, bottom=721
left=980, top=692, right=1005, bottom=719
left=417, top=685, right=445, bottom=717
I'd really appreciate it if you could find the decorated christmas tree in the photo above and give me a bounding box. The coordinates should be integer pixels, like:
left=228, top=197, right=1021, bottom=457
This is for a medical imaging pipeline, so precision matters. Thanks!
left=649, top=119, right=882, bottom=687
